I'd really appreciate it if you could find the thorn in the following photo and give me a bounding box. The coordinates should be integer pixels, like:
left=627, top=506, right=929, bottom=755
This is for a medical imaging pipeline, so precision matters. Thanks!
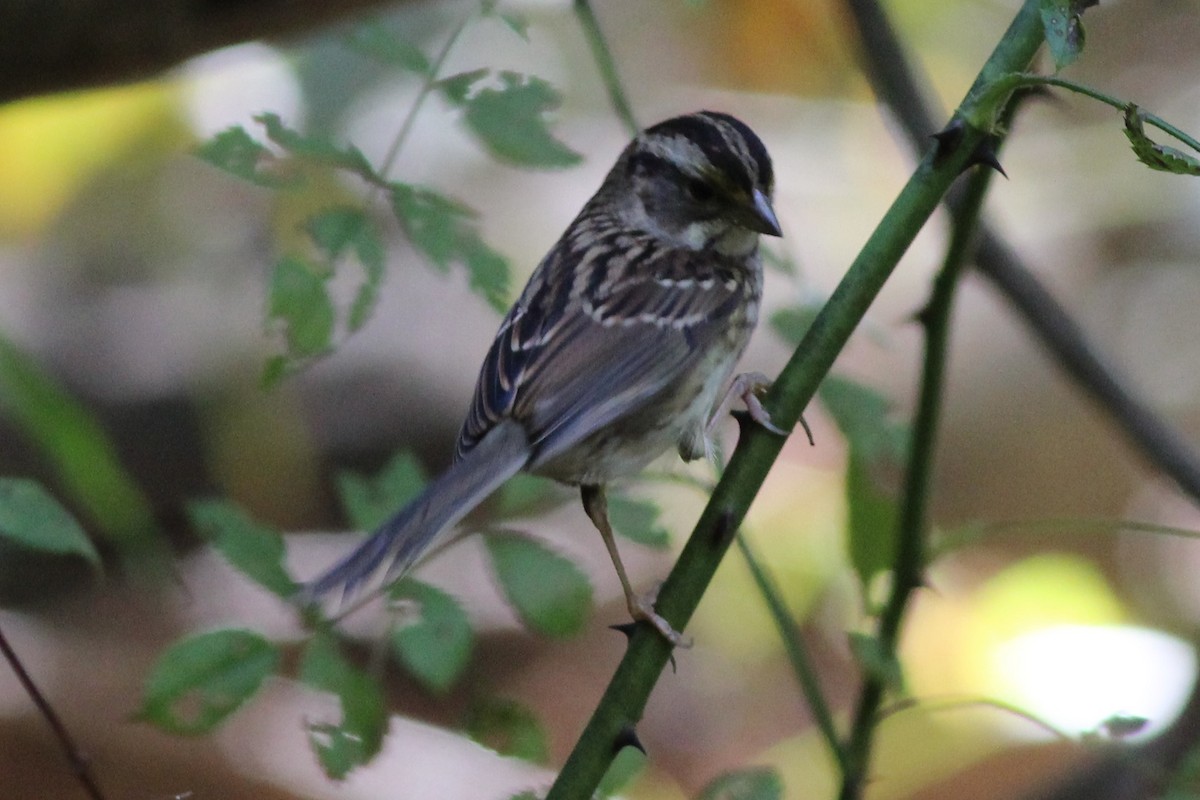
left=930, top=119, right=965, bottom=165
left=797, top=414, right=815, bottom=447
left=613, top=723, right=646, bottom=756
left=711, top=506, right=737, bottom=549
left=609, top=621, right=639, bottom=641
left=667, top=652, right=677, bottom=673
left=966, top=138, right=1008, bottom=178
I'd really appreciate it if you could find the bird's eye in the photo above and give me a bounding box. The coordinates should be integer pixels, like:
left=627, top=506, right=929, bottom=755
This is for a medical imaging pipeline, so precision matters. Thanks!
left=685, top=177, right=715, bottom=202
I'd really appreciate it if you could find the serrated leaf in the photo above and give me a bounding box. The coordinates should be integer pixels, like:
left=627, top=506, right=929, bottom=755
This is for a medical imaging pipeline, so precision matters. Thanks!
left=437, top=69, right=490, bottom=104
left=848, top=631, right=904, bottom=691
left=485, top=532, right=592, bottom=637
left=698, top=766, right=784, bottom=800
left=346, top=23, right=431, bottom=74
left=301, top=630, right=388, bottom=778
left=267, top=255, right=335, bottom=364
left=1039, top=0, right=1097, bottom=71
left=846, top=451, right=899, bottom=588
left=187, top=499, right=297, bottom=597
left=608, top=495, right=670, bottom=549
left=139, top=629, right=278, bottom=735
left=389, top=579, right=473, bottom=693
left=446, top=71, right=582, bottom=168
left=255, top=113, right=379, bottom=183
left=390, top=183, right=510, bottom=311
left=464, top=695, right=548, bottom=763
left=0, top=478, right=99, bottom=566
left=0, top=335, right=157, bottom=550
left=194, top=126, right=294, bottom=189
left=305, top=207, right=386, bottom=330
left=336, top=451, right=428, bottom=531
left=1123, top=105, right=1200, bottom=176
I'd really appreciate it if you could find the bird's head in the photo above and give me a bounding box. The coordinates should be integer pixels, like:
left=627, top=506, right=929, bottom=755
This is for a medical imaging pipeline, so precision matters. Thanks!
left=614, top=110, right=781, bottom=256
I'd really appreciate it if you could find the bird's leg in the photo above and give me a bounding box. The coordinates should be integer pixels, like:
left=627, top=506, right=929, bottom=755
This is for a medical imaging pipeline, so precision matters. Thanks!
left=580, top=485, right=690, bottom=648
left=708, top=371, right=813, bottom=445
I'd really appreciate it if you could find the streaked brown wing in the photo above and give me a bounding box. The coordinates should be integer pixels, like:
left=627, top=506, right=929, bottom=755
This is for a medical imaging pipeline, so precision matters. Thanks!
left=455, top=239, right=747, bottom=466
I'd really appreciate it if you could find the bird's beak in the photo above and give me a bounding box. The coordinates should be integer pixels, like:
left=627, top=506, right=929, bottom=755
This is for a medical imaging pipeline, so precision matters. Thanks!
left=741, top=188, right=783, bottom=237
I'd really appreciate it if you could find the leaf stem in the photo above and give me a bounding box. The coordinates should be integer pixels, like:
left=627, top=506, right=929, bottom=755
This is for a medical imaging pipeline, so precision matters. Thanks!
left=838, top=110, right=1002, bottom=800
left=0, top=624, right=107, bottom=800
left=572, top=0, right=639, bottom=136
left=994, top=73, right=1200, bottom=152
left=375, top=11, right=473, bottom=183
left=735, top=533, right=847, bottom=772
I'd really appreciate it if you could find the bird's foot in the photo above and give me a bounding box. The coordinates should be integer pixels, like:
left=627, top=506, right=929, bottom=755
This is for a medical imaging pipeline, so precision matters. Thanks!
left=627, top=584, right=692, bottom=649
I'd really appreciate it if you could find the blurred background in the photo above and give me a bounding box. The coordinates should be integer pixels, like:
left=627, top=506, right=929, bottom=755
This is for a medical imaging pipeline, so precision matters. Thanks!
left=1, top=0, right=1200, bottom=798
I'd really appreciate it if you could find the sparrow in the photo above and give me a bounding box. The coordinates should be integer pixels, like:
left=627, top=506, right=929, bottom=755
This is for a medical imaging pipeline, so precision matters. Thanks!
left=301, top=110, right=783, bottom=645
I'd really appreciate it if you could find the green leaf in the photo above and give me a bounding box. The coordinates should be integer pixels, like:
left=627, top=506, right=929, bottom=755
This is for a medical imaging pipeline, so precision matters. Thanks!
left=0, top=478, right=99, bottom=566
left=845, top=452, right=899, bottom=589
left=266, top=255, right=335, bottom=373
left=818, top=375, right=907, bottom=462
left=336, top=451, right=428, bottom=531
left=497, top=11, right=531, bottom=41
left=1123, top=104, right=1200, bottom=176
left=437, top=69, right=489, bottom=104
left=389, top=579, right=474, bottom=693
left=1039, top=0, right=1097, bottom=71
left=491, top=474, right=564, bottom=519
left=255, top=113, right=379, bottom=183
left=390, top=183, right=510, bottom=311
left=187, top=499, right=297, bottom=598
left=485, top=532, right=592, bottom=637
left=819, top=377, right=905, bottom=588
left=598, top=746, right=646, bottom=798
left=769, top=302, right=822, bottom=347
left=305, top=207, right=386, bottom=330
left=445, top=71, right=582, bottom=168
left=301, top=630, right=388, bottom=779
left=346, top=23, right=431, bottom=74
left=848, top=631, right=904, bottom=692
left=194, top=126, right=294, bottom=189
left=464, top=695, right=548, bottom=763
left=139, top=629, right=278, bottom=735
left=698, top=766, right=784, bottom=800
left=0, top=335, right=157, bottom=550
left=608, top=495, right=670, bottom=549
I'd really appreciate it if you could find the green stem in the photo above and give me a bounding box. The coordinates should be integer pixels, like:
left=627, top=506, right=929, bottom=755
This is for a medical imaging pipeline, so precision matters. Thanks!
left=545, top=3, right=1046, bottom=798
left=735, top=533, right=847, bottom=772
left=987, top=73, right=1200, bottom=152
left=838, top=109, right=1002, bottom=800
left=572, top=0, right=640, bottom=136
left=376, top=11, right=472, bottom=181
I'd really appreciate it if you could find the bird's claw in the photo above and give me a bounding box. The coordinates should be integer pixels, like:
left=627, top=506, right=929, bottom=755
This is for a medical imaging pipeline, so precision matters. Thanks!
left=629, top=585, right=692, bottom=649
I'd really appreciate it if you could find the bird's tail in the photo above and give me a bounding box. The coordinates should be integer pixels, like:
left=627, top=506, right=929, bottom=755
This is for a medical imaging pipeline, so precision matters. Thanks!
left=298, top=419, right=531, bottom=608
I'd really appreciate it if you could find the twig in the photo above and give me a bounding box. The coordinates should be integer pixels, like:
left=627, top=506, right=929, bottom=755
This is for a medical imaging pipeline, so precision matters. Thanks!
left=839, top=100, right=1004, bottom=800
left=841, top=0, right=1200, bottom=505
left=735, top=533, right=847, bottom=772
left=572, top=0, right=639, bottom=136
left=0, top=623, right=107, bottom=800
left=544, top=4, right=1047, bottom=796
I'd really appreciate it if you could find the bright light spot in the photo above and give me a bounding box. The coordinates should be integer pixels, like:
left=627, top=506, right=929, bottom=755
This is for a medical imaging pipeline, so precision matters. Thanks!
left=992, top=624, right=1196, bottom=739
left=179, top=42, right=304, bottom=139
